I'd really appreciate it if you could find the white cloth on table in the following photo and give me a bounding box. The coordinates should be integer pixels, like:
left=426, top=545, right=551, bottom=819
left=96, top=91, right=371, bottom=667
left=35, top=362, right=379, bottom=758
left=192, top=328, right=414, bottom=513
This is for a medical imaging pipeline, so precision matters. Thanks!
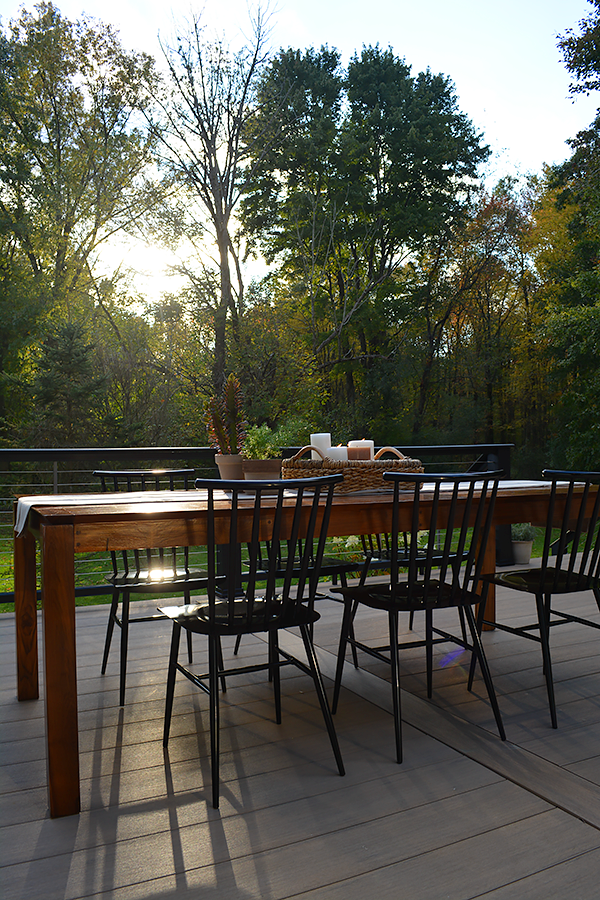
left=13, top=490, right=203, bottom=536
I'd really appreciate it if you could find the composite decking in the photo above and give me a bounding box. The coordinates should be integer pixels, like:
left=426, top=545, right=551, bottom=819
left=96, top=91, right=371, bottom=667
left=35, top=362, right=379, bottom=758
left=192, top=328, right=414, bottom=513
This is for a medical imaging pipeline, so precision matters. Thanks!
left=3, top=575, right=600, bottom=899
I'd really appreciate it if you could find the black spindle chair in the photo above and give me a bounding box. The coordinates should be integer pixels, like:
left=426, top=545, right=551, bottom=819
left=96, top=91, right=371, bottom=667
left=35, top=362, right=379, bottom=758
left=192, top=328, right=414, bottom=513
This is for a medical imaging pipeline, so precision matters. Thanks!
left=160, top=475, right=345, bottom=809
left=332, top=470, right=506, bottom=763
left=478, top=469, right=600, bottom=728
left=94, top=468, right=208, bottom=705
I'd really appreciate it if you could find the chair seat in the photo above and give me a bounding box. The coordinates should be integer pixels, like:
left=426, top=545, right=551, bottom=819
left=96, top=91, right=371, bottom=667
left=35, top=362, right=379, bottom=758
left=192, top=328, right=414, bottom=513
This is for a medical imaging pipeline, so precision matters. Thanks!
left=107, top=568, right=208, bottom=589
left=246, top=553, right=358, bottom=580
left=338, top=580, right=483, bottom=612
left=160, top=596, right=320, bottom=635
left=488, top=567, right=597, bottom=595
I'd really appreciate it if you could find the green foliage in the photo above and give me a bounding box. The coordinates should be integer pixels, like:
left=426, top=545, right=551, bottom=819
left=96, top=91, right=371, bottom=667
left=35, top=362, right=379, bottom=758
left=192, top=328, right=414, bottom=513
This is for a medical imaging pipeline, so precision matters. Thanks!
left=0, top=2, right=158, bottom=440
left=17, top=320, right=108, bottom=446
left=228, top=279, right=320, bottom=425
left=241, top=44, right=490, bottom=437
left=243, top=424, right=280, bottom=459
left=544, top=5, right=600, bottom=469
left=559, top=0, right=600, bottom=95
left=545, top=304, right=600, bottom=469
left=2, top=6, right=598, bottom=476
left=511, top=523, right=536, bottom=541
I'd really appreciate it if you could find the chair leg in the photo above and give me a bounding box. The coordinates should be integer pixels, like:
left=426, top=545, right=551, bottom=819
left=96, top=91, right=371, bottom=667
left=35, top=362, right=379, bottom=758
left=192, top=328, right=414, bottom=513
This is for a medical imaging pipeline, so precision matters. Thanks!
left=463, top=604, right=506, bottom=741
left=163, top=621, right=182, bottom=747
left=348, top=601, right=360, bottom=669
left=332, top=597, right=355, bottom=714
left=119, top=594, right=131, bottom=706
left=299, top=624, right=345, bottom=776
left=183, top=589, right=194, bottom=664
left=425, top=609, right=433, bottom=699
left=269, top=630, right=282, bottom=724
left=233, top=633, right=242, bottom=656
left=101, top=590, right=120, bottom=674
left=388, top=608, right=403, bottom=763
left=457, top=606, right=468, bottom=646
left=208, top=634, right=221, bottom=809
left=217, top=637, right=227, bottom=693
left=338, top=573, right=359, bottom=668
left=468, top=587, right=489, bottom=691
left=536, top=592, right=558, bottom=729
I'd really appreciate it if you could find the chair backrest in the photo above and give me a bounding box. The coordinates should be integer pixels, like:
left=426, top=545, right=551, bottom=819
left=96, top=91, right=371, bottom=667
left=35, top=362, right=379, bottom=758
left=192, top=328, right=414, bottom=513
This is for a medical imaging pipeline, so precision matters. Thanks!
left=93, top=468, right=196, bottom=577
left=194, top=474, right=342, bottom=629
left=93, top=469, right=195, bottom=492
left=383, top=470, right=503, bottom=605
left=536, top=470, right=600, bottom=592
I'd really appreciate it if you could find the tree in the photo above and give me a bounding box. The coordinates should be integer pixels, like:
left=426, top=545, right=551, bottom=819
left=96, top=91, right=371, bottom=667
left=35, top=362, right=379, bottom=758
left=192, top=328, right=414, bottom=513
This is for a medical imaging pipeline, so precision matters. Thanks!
left=559, top=0, right=600, bottom=95
left=389, top=185, right=529, bottom=440
left=536, top=2, right=600, bottom=467
left=19, top=320, right=107, bottom=445
left=153, top=8, right=270, bottom=392
left=241, top=45, right=489, bottom=422
left=0, top=2, right=159, bottom=438
left=545, top=304, right=600, bottom=468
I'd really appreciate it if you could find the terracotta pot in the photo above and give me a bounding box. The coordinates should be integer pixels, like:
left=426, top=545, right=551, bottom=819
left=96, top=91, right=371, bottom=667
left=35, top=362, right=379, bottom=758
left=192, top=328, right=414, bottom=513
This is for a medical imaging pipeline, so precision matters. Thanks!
left=214, top=454, right=244, bottom=480
left=242, top=458, right=282, bottom=480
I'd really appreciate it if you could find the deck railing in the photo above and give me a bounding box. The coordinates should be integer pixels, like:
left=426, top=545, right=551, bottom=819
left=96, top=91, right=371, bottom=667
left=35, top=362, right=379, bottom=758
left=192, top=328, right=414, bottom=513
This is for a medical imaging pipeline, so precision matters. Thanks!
left=0, top=443, right=513, bottom=605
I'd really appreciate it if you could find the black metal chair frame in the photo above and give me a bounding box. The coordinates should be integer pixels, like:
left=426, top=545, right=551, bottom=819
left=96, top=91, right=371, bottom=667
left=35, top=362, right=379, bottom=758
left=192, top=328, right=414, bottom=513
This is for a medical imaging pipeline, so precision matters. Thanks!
left=233, top=535, right=361, bottom=661
left=478, top=469, right=600, bottom=728
left=332, top=470, right=506, bottom=763
left=94, top=468, right=207, bottom=705
left=160, top=475, right=346, bottom=809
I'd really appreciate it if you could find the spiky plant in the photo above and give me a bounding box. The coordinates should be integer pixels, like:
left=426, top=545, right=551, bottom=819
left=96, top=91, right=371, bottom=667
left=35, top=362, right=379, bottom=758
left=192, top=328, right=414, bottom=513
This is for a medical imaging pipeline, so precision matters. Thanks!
left=205, top=374, right=247, bottom=454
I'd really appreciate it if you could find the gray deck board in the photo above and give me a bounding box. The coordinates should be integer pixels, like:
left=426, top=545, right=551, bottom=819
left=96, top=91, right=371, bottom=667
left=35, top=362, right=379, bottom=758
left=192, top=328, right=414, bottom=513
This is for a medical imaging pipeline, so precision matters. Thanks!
left=3, top=578, right=600, bottom=900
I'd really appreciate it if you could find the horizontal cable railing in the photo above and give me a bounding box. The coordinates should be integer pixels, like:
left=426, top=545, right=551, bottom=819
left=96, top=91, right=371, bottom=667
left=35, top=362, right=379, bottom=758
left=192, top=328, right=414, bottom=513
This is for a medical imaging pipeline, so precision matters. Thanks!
left=0, top=443, right=513, bottom=606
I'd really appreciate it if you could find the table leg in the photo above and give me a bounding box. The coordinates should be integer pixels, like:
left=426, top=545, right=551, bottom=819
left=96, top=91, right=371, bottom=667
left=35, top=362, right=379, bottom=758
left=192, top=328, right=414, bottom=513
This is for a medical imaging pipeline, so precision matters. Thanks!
left=41, top=522, right=80, bottom=817
left=14, top=530, right=39, bottom=700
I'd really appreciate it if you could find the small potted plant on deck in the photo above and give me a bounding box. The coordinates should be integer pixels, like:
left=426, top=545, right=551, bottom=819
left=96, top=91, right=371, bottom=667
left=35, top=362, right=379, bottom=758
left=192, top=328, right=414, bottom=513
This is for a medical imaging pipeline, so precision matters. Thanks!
left=205, top=374, right=247, bottom=479
left=511, top=522, right=536, bottom=565
left=241, top=424, right=282, bottom=479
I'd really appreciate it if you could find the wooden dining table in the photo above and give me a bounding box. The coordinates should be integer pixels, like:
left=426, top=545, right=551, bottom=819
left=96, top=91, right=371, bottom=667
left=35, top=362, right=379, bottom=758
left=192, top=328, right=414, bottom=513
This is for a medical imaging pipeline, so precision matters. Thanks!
left=13, top=479, right=560, bottom=817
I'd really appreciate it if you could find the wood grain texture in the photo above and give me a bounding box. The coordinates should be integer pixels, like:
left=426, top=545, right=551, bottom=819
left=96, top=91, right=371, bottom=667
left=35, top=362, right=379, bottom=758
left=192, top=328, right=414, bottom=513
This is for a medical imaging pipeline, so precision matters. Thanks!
left=13, top=529, right=38, bottom=700
left=40, top=521, right=80, bottom=817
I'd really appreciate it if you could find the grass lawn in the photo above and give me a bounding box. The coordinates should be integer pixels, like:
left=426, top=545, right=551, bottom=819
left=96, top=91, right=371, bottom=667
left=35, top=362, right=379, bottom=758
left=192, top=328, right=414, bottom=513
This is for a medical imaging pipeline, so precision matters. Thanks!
left=0, top=529, right=557, bottom=615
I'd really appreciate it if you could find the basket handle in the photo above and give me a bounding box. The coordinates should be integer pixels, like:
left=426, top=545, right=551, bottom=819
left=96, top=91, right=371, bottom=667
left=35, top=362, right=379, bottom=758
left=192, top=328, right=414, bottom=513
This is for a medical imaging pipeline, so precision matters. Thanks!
left=374, top=446, right=406, bottom=460
left=292, top=445, right=326, bottom=461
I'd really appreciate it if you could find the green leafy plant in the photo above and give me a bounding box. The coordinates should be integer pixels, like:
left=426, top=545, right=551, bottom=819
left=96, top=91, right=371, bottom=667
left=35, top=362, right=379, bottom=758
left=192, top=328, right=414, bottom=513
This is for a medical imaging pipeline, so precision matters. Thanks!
left=243, top=424, right=281, bottom=459
left=205, top=374, right=247, bottom=455
left=511, top=522, right=536, bottom=541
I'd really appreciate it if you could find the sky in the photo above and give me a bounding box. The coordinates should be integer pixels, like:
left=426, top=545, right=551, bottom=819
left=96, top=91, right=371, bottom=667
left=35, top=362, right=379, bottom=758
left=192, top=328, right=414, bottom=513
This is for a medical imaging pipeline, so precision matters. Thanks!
left=2, top=0, right=599, bottom=292
left=4, top=0, right=597, bottom=178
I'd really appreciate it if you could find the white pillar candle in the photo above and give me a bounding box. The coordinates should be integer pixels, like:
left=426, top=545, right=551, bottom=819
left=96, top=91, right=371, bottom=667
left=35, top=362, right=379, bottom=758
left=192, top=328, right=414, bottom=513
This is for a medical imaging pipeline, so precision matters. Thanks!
left=310, top=432, right=331, bottom=460
left=326, top=446, right=348, bottom=462
left=348, top=439, right=374, bottom=460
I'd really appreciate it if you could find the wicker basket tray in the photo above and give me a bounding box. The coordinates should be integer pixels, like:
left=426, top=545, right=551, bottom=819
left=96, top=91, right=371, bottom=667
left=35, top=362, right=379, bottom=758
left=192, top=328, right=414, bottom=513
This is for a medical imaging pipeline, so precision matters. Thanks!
left=281, top=446, right=424, bottom=493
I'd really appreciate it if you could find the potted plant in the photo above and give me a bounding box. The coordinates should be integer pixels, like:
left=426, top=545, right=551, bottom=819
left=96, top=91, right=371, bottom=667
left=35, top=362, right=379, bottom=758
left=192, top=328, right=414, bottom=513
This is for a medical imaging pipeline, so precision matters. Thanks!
left=511, top=522, right=536, bottom=565
left=205, top=374, right=247, bottom=479
left=241, top=424, right=282, bottom=479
